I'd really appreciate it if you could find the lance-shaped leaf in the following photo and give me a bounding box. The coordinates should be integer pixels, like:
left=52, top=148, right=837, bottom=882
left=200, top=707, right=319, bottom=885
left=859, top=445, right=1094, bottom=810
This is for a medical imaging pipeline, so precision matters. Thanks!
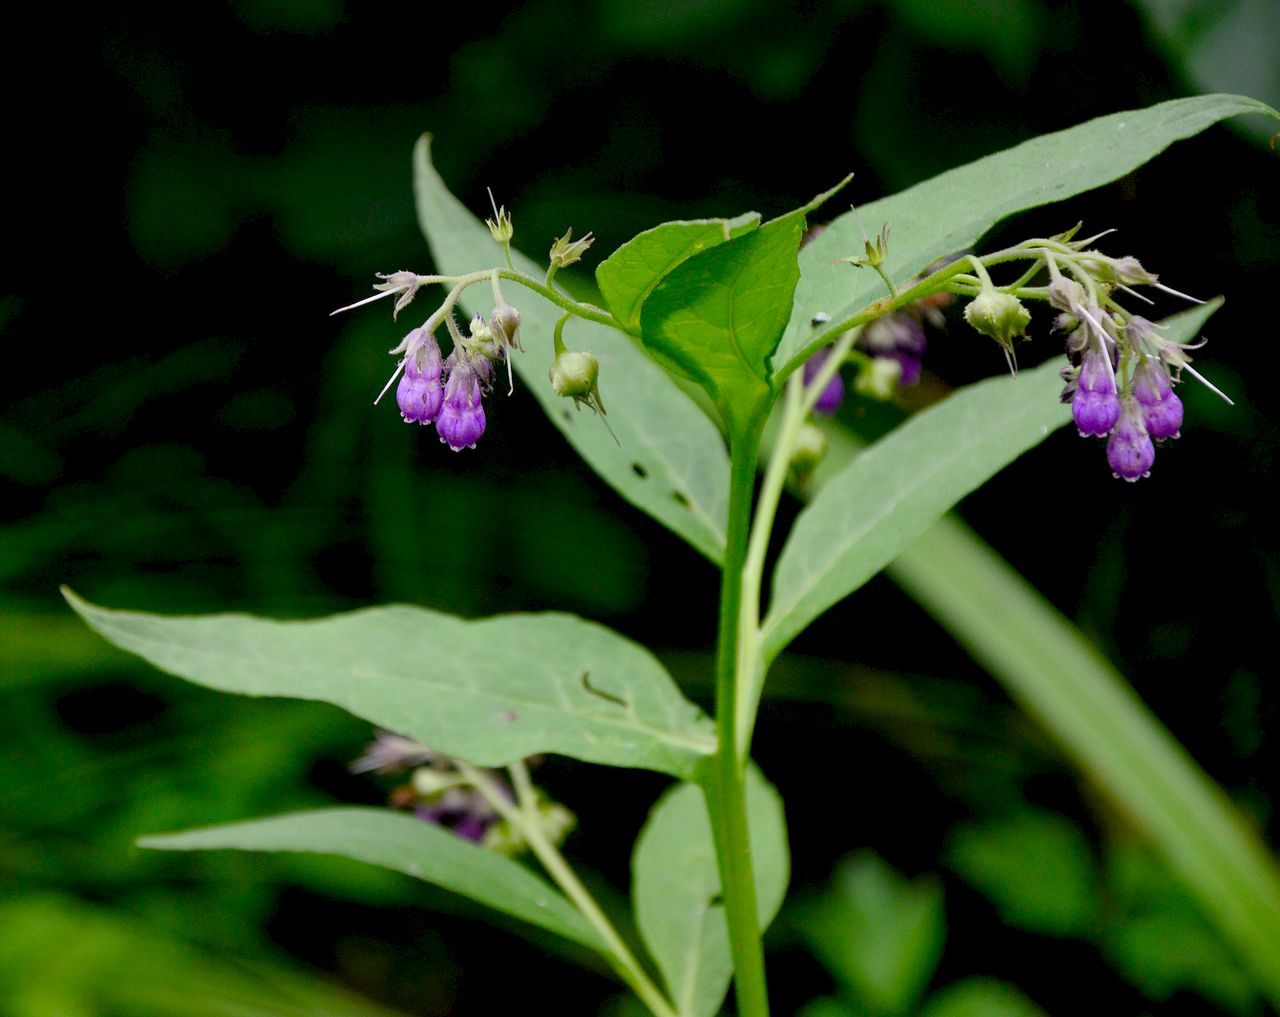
left=762, top=357, right=1070, bottom=661
left=64, top=590, right=716, bottom=778
left=773, top=94, right=1278, bottom=377
left=414, top=136, right=730, bottom=563
left=640, top=179, right=850, bottom=440
left=596, top=214, right=761, bottom=335
left=140, top=808, right=603, bottom=952
left=632, top=769, right=788, bottom=1017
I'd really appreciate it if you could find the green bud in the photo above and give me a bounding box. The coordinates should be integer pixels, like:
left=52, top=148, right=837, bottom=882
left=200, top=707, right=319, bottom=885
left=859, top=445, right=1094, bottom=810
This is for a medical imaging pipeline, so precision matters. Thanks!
left=963, top=288, right=1031, bottom=348
left=486, top=203, right=513, bottom=246
left=790, top=422, right=829, bottom=475
left=853, top=356, right=902, bottom=400
left=411, top=767, right=464, bottom=796
left=549, top=227, right=595, bottom=268
left=550, top=349, right=600, bottom=401
left=491, top=303, right=522, bottom=351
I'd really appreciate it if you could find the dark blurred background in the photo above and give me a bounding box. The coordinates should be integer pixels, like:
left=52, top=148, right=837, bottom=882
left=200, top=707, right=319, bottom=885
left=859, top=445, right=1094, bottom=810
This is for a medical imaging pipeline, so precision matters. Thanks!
left=2, top=1, right=1277, bottom=1014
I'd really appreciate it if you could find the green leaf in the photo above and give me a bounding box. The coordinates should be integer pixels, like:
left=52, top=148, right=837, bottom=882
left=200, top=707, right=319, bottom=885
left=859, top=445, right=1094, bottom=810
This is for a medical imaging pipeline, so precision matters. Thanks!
left=596, top=214, right=761, bottom=335
left=774, top=94, right=1279, bottom=377
left=64, top=590, right=716, bottom=778
left=640, top=180, right=849, bottom=439
left=762, top=356, right=1070, bottom=662
left=918, top=978, right=1049, bottom=1017
left=945, top=810, right=1099, bottom=937
left=0, top=892, right=409, bottom=1017
left=413, top=135, right=731, bottom=563
left=1102, top=842, right=1259, bottom=1011
left=139, top=807, right=603, bottom=953
left=798, top=852, right=945, bottom=1016
left=888, top=516, right=1280, bottom=1007
left=632, top=769, right=789, bottom=1017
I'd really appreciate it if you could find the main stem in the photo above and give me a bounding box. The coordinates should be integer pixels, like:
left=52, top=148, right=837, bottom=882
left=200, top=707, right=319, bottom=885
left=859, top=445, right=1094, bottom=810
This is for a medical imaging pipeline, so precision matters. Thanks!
left=706, top=413, right=770, bottom=1017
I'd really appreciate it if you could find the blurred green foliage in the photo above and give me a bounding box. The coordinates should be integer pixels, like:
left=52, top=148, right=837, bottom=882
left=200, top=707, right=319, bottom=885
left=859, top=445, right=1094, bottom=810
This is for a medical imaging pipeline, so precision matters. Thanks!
left=3, top=0, right=1277, bottom=1013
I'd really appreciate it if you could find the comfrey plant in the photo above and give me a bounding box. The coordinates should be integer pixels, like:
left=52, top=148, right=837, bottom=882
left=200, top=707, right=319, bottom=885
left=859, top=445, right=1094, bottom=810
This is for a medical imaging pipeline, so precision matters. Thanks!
left=66, top=96, right=1280, bottom=1016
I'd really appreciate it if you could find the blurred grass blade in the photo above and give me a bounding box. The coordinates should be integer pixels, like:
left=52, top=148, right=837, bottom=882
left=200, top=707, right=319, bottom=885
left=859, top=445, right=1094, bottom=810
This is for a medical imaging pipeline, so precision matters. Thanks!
left=64, top=590, right=716, bottom=778
left=774, top=94, right=1279, bottom=378
left=140, top=807, right=603, bottom=952
left=0, top=892, right=410, bottom=1017
left=414, top=136, right=731, bottom=563
left=632, top=769, right=788, bottom=1017
left=889, top=515, right=1280, bottom=1004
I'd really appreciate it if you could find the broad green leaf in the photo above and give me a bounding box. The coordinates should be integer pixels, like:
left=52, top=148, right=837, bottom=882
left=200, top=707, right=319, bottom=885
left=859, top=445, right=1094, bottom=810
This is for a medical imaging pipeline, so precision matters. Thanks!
left=139, top=807, right=602, bottom=952
left=919, top=978, right=1049, bottom=1017
left=888, top=516, right=1280, bottom=1006
left=64, top=590, right=716, bottom=778
left=762, top=356, right=1070, bottom=662
left=798, top=852, right=945, bottom=1016
left=946, top=810, right=1099, bottom=937
left=640, top=179, right=849, bottom=439
left=413, top=136, right=730, bottom=563
left=632, top=769, right=788, bottom=1017
left=596, top=214, right=761, bottom=335
left=774, top=94, right=1278, bottom=377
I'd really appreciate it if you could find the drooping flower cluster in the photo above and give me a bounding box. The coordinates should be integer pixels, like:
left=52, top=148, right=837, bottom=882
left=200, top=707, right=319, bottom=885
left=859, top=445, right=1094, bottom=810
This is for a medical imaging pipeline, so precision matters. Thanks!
left=350, top=730, right=574, bottom=852
left=802, top=286, right=952, bottom=417
left=385, top=308, right=517, bottom=451
left=1049, top=260, right=1213, bottom=482
left=335, top=201, right=612, bottom=452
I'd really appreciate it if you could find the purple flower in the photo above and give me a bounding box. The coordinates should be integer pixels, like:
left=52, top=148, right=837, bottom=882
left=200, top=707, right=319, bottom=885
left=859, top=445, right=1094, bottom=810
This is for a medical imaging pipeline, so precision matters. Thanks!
left=1132, top=356, right=1183, bottom=440
left=803, top=348, right=845, bottom=414
left=395, top=332, right=444, bottom=424
left=436, top=355, right=487, bottom=451
left=1071, top=345, right=1120, bottom=437
left=415, top=787, right=499, bottom=844
left=859, top=312, right=927, bottom=385
left=1107, top=396, right=1156, bottom=482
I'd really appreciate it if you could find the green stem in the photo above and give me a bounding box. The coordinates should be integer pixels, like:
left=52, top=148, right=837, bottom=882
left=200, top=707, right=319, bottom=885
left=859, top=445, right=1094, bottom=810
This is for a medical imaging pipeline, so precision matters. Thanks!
left=416, top=268, right=619, bottom=330
left=459, top=762, right=678, bottom=1017
left=705, top=412, right=771, bottom=1017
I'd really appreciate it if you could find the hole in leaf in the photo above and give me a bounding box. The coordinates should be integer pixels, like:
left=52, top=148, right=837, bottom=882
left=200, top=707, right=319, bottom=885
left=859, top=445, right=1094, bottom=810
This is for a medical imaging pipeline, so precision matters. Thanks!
left=561, top=410, right=573, bottom=424
left=631, top=463, right=648, bottom=479
left=671, top=490, right=690, bottom=509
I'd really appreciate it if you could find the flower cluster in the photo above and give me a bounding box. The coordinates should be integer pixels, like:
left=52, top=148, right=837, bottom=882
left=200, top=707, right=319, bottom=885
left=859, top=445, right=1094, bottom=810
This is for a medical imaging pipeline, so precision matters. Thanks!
left=386, top=304, right=521, bottom=452
left=351, top=730, right=573, bottom=851
left=1049, top=260, right=1213, bottom=482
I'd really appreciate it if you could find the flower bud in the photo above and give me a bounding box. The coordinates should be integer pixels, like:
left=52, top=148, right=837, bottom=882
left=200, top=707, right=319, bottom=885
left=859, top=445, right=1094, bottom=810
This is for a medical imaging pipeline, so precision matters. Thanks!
left=859, top=313, right=926, bottom=385
left=964, top=288, right=1031, bottom=348
left=853, top=356, right=903, bottom=400
left=491, top=303, right=522, bottom=351
left=1132, top=357, right=1183, bottom=440
left=1106, top=396, right=1156, bottom=481
left=1071, top=346, right=1120, bottom=437
left=436, top=361, right=486, bottom=451
left=803, top=349, right=845, bottom=414
left=790, top=422, right=829, bottom=475
left=549, top=228, right=595, bottom=268
left=549, top=347, right=607, bottom=419
left=395, top=332, right=444, bottom=424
